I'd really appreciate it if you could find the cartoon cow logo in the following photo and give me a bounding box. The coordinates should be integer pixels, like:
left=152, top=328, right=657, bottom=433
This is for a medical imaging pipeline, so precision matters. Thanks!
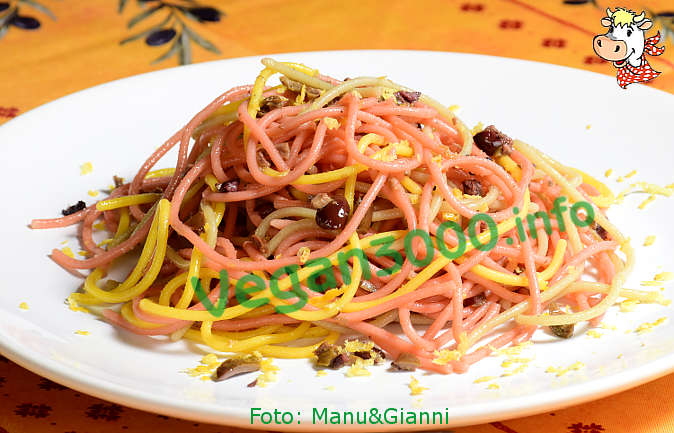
left=593, top=8, right=665, bottom=88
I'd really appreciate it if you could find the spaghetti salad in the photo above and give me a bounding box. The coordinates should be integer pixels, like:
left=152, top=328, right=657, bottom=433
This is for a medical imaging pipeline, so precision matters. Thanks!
left=32, top=58, right=663, bottom=376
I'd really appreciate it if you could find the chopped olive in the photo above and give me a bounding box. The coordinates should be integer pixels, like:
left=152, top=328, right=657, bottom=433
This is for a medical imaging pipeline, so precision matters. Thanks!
left=213, top=354, right=261, bottom=382
left=395, top=90, right=421, bottom=104
left=550, top=323, right=574, bottom=339
left=371, top=346, right=387, bottom=361
left=329, top=353, right=351, bottom=369
left=311, top=193, right=333, bottom=209
left=353, top=347, right=385, bottom=364
left=279, top=76, right=321, bottom=99
left=258, top=95, right=288, bottom=116
left=462, top=179, right=483, bottom=196
left=592, top=223, right=609, bottom=240
left=314, top=343, right=351, bottom=369
left=473, top=125, right=513, bottom=156
left=315, top=199, right=350, bottom=230
left=218, top=179, right=240, bottom=193
left=185, top=211, right=205, bottom=232
left=390, top=353, right=420, bottom=371
left=256, top=151, right=270, bottom=168
left=463, top=292, right=487, bottom=307
left=62, top=200, right=86, bottom=216
left=359, top=280, right=377, bottom=293
left=547, top=302, right=574, bottom=339
left=353, top=351, right=371, bottom=360
left=254, top=201, right=275, bottom=219
left=113, top=175, right=125, bottom=188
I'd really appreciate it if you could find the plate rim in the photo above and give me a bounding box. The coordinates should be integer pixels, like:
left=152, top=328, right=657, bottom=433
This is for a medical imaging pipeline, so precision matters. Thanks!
left=1, top=49, right=673, bottom=431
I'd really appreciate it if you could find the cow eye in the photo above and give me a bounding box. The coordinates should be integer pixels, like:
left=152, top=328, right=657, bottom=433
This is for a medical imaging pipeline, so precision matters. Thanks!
left=627, top=29, right=632, bottom=37
left=608, top=26, right=613, bottom=33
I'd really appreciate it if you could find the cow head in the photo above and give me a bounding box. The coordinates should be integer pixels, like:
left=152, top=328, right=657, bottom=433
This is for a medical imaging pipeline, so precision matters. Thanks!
left=593, top=8, right=653, bottom=68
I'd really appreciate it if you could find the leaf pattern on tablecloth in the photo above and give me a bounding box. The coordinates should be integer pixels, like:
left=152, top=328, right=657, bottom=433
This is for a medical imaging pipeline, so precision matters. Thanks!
left=0, top=0, right=56, bottom=39
left=38, top=378, right=67, bottom=391
left=85, top=403, right=124, bottom=421
left=117, top=0, right=225, bottom=65
left=14, top=403, right=52, bottom=418
left=568, top=423, right=606, bottom=433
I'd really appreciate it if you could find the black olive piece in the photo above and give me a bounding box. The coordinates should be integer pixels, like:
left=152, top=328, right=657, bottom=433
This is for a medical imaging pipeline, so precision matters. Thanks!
left=11, top=16, right=40, bottom=30
left=462, top=179, right=483, bottom=196
left=218, top=179, right=239, bottom=193
left=315, top=199, right=350, bottom=230
left=62, top=201, right=86, bottom=216
left=463, top=292, right=487, bottom=307
left=473, top=125, right=513, bottom=157
left=0, top=3, right=9, bottom=12
left=592, top=223, right=609, bottom=240
left=145, top=29, right=177, bottom=46
left=371, top=346, right=386, bottom=361
left=258, top=95, right=287, bottom=115
left=390, top=353, right=420, bottom=371
left=353, top=351, right=371, bottom=360
left=188, top=7, right=222, bottom=22
left=547, top=302, right=574, bottom=339
left=254, top=201, right=275, bottom=219
left=395, top=90, right=421, bottom=104
left=314, top=343, right=351, bottom=369
left=213, top=355, right=261, bottom=382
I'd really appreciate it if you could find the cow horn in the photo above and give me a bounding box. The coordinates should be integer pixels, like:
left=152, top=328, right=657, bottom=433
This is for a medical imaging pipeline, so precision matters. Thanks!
left=634, top=11, right=645, bottom=22
left=606, top=7, right=612, bottom=17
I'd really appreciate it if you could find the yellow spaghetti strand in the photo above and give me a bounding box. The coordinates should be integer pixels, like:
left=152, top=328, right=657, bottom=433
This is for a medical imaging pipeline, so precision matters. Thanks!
left=145, top=168, right=175, bottom=179
left=199, top=321, right=311, bottom=353
left=217, top=325, right=283, bottom=340
left=270, top=232, right=365, bottom=321
left=457, top=239, right=567, bottom=288
left=120, top=301, right=164, bottom=329
left=263, top=138, right=412, bottom=184
left=401, top=176, right=423, bottom=195
left=138, top=231, right=406, bottom=321
left=496, top=155, right=522, bottom=182
left=182, top=180, right=205, bottom=204
left=340, top=189, right=531, bottom=313
left=84, top=199, right=171, bottom=303
left=254, top=331, right=340, bottom=358
left=96, top=193, right=161, bottom=211
left=178, top=236, right=204, bottom=309
left=345, top=173, right=356, bottom=215
left=114, top=208, right=130, bottom=240
left=566, top=167, right=615, bottom=208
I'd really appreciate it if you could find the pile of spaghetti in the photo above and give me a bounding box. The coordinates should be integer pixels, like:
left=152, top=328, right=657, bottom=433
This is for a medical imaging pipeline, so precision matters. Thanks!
left=32, top=58, right=661, bottom=375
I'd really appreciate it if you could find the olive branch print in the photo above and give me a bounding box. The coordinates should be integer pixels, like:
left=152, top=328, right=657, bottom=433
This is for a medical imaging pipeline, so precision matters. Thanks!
left=0, top=0, right=58, bottom=40
left=118, top=0, right=224, bottom=65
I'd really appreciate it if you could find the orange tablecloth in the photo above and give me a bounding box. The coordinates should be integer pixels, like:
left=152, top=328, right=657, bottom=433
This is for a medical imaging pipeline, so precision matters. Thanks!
left=1, top=0, right=672, bottom=432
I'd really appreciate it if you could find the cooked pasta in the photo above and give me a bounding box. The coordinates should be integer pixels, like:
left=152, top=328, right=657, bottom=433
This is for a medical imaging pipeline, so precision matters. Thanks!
left=31, top=58, right=665, bottom=375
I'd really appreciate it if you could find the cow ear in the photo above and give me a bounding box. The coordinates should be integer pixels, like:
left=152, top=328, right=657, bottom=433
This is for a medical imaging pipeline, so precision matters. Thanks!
left=600, top=17, right=612, bottom=27
left=638, top=19, right=653, bottom=30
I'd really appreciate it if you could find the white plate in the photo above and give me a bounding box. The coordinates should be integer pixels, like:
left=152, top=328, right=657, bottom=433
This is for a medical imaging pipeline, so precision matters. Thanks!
left=0, top=51, right=673, bottom=431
